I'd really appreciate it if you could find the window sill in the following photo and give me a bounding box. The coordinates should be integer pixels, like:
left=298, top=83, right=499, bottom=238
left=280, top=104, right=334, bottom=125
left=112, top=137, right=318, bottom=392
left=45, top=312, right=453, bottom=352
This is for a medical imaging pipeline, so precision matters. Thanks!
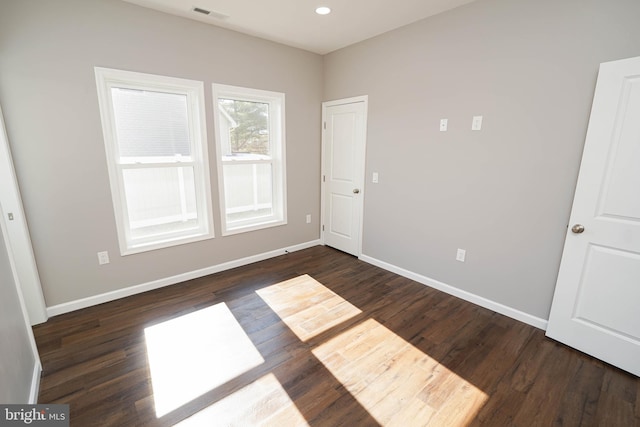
left=120, top=232, right=215, bottom=256
left=221, top=218, right=287, bottom=237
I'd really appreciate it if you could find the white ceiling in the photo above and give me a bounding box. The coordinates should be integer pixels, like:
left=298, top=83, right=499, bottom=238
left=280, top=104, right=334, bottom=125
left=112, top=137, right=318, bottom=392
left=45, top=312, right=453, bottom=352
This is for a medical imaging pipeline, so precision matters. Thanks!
left=122, top=0, right=476, bottom=55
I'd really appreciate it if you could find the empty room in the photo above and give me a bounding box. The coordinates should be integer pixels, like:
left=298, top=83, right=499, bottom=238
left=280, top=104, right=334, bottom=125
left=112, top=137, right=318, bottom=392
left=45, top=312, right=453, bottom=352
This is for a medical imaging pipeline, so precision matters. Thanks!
left=1, top=0, right=639, bottom=425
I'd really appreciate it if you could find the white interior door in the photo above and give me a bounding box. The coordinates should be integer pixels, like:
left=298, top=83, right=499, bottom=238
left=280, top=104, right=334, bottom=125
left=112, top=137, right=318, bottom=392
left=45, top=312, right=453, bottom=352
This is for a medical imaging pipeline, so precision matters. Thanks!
left=0, top=202, right=42, bottom=403
left=546, top=56, right=640, bottom=377
left=321, top=97, right=367, bottom=256
left=0, top=104, right=47, bottom=325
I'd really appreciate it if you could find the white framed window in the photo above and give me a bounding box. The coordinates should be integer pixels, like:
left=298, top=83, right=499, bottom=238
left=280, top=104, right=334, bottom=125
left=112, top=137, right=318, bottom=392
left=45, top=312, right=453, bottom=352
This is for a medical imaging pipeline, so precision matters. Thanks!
left=95, top=67, right=214, bottom=255
left=212, top=84, right=287, bottom=235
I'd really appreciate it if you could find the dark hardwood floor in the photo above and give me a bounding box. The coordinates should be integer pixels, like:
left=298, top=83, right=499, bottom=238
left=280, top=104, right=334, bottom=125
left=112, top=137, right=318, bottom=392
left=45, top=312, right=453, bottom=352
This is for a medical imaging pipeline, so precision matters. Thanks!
left=33, top=246, right=640, bottom=426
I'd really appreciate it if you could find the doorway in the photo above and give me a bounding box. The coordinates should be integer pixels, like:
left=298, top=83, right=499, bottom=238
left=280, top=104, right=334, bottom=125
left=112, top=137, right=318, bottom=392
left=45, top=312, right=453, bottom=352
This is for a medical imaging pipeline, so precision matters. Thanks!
left=321, top=96, right=368, bottom=256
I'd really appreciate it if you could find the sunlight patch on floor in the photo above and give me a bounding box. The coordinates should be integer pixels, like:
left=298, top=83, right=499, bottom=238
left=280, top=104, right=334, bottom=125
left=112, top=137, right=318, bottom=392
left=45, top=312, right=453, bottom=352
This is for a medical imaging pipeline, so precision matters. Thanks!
left=256, top=274, right=362, bottom=341
left=173, top=373, right=308, bottom=426
left=144, top=303, right=265, bottom=417
left=312, top=318, right=489, bottom=426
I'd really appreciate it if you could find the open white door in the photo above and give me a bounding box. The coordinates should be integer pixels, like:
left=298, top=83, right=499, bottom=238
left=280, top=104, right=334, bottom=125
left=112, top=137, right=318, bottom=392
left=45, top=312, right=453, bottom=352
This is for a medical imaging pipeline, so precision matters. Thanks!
left=546, top=56, right=640, bottom=377
left=321, top=97, right=367, bottom=256
left=0, top=203, right=42, bottom=402
left=0, top=104, right=47, bottom=325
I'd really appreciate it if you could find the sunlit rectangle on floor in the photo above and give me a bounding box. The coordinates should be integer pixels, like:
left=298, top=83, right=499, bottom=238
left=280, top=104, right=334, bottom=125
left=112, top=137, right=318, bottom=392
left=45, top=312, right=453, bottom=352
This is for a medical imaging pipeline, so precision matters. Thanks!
left=312, top=318, right=489, bottom=426
left=144, top=303, right=264, bottom=417
left=174, top=373, right=308, bottom=426
left=256, top=274, right=361, bottom=341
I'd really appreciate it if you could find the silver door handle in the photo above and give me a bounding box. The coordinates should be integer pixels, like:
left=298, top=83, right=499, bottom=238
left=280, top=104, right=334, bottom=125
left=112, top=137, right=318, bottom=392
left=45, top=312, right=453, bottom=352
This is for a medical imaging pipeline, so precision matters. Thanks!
left=571, top=224, right=585, bottom=234
left=353, top=189, right=360, bottom=194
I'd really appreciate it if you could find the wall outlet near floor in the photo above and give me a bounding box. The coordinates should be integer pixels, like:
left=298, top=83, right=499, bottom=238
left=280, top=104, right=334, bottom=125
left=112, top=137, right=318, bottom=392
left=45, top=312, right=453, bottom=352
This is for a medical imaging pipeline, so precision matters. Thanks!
left=456, top=248, right=466, bottom=262
left=306, top=214, right=311, bottom=224
left=97, top=251, right=110, bottom=265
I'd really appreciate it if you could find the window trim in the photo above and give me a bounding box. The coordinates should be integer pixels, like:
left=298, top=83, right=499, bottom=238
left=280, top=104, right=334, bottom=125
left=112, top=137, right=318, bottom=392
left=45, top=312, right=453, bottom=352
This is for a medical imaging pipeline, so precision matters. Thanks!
left=95, top=67, right=214, bottom=255
left=212, top=84, right=287, bottom=236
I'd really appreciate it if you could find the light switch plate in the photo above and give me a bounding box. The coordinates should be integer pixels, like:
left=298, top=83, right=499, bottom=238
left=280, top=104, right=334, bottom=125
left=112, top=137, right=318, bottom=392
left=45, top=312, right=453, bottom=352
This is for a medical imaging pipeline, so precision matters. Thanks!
left=440, top=119, right=448, bottom=132
left=472, top=116, right=483, bottom=131
left=97, top=251, right=110, bottom=265
left=372, top=172, right=379, bottom=183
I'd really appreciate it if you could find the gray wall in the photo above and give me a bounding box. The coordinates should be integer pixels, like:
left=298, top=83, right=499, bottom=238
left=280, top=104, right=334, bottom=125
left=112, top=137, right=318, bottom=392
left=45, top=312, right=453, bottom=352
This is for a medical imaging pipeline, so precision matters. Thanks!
left=0, top=208, right=38, bottom=403
left=0, top=0, right=323, bottom=306
left=324, top=0, right=640, bottom=319
left=2, top=0, right=639, bottom=320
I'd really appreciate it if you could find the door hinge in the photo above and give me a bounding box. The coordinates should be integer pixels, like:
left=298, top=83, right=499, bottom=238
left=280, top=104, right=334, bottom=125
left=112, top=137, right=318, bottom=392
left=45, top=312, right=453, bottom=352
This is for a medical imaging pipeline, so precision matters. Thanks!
left=323, top=175, right=325, bottom=182
left=323, top=121, right=326, bottom=130
left=322, top=225, right=325, bottom=231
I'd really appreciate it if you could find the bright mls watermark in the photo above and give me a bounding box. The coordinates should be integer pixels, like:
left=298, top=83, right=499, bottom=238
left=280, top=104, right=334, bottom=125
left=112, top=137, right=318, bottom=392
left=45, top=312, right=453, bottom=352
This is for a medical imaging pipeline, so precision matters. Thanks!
left=0, top=405, right=69, bottom=426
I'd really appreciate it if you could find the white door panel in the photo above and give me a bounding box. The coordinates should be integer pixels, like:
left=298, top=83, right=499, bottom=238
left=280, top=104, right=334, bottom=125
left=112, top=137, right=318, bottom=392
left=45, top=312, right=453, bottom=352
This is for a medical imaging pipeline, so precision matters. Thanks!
left=573, top=245, right=640, bottom=339
left=329, top=194, right=353, bottom=238
left=546, top=56, right=640, bottom=377
left=331, top=113, right=357, bottom=181
left=322, top=98, right=367, bottom=256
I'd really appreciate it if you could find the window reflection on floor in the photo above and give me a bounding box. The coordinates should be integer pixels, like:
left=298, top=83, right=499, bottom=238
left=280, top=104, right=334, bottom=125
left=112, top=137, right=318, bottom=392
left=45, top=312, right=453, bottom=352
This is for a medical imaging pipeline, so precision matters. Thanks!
left=260, top=275, right=488, bottom=425
left=174, top=373, right=308, bottom=426
left=256, top=274, right=362, bottom=341
left=146, top=275, right=488, bottom=425
left=144, top=303, right=265, bottom=417
left=312, top=318, right=489, bottom=426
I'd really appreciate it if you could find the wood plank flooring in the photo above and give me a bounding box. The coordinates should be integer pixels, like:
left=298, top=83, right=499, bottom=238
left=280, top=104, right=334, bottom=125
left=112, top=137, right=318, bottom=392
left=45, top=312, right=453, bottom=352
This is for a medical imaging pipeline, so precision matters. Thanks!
left=33, top=246, right=640, bottom=426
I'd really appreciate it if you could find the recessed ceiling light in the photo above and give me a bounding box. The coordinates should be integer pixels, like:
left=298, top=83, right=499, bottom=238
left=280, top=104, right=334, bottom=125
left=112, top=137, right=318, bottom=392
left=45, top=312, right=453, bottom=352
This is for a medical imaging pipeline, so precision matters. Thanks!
left=315, top=6, right=331, bottom=15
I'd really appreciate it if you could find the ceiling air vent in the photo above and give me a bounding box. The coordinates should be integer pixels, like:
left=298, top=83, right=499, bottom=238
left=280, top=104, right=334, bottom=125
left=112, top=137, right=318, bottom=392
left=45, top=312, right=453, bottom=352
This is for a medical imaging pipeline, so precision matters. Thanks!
left=192, top=7, right=211, bottom=15
left=192, top=6, right=230, bottom=20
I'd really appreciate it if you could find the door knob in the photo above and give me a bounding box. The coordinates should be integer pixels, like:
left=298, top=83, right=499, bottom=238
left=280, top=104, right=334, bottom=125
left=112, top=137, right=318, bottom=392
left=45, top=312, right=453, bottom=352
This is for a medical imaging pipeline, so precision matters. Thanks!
left=353, top=189, right=360, bottom=194
left=571, top=224, right=585, bottom=234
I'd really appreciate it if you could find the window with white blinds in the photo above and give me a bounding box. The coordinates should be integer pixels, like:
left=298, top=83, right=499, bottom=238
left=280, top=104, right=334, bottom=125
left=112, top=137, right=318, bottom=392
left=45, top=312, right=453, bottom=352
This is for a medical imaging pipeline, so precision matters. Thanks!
left=95, top=68, right=214, bottom=254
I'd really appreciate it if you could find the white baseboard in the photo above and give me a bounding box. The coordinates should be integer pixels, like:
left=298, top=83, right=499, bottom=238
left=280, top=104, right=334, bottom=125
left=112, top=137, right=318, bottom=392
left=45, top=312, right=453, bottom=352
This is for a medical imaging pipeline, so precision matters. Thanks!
left=29, top=361, right=41, bottom=404
left=45, top=241, right=548, bottom=331
left=359, top=254, right=548, bottom=330
left=47, top=240, right=321, bottom=317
